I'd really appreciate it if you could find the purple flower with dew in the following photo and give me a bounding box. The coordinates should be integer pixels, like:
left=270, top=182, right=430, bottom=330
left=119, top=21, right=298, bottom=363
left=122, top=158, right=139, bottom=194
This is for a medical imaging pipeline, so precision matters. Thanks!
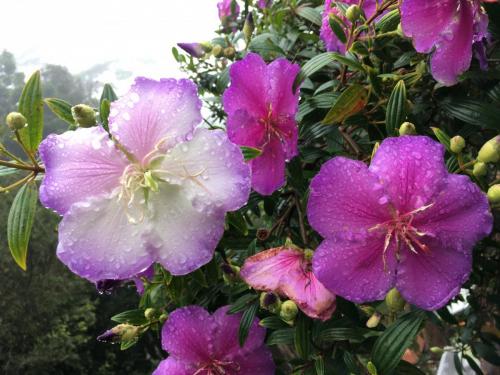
left=308, top=136, right=493, bottom=310
left=177, top=43, right=205, bottom=58
left=400, top=0, right=489, bottom=86
left=257, top=0, right=272, bottom=9
left=222, top=53, right=300, bottom=195
left=218, top=0, right=240, bottom=26
left=39, top=77, right=251, bottom=282
left=153, top=306, right=275, bottom=375
left=320, top=0, right=377, bottom=52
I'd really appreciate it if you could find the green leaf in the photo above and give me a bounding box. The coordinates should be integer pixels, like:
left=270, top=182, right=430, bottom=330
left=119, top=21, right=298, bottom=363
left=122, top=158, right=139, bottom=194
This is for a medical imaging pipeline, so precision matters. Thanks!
left=241, top=146, right=262, bottom=161
left=314, top=356, right=325, bottom=375
left=431, top=127, right=452, bottom=152
left=266, top=328, right=295, bottom=345
left=295, top=313, right=312, bottom=359
left=323, top=84, right=368, bottom=124
left=7, top=182, right=38, bottom=270
left=440, top=98, right=500, bottom=131
left=317, top=327, right=377, bottom=343
left=100, top=83, right=118, bottom=103
left=111, top=309, right=148, bottom=325
left=120, top=340, right=138, bottom=350
left=295, top=6, right=322, bottom=26
left=385, top=80, right=407, bottom=136
left=371, top=310, right=425, bottom=375
left=329, top=15, right=347, bottom=44
left=44, top=98, right=75, bottom=125
left=376, top=9, right=400, bottom=32
left=454, top=352, right=465, bottom=375
left=228, top=293, right=258, bottom=313
left=0, top=166, right=20, bottom=177
left=259, top=316, right=289, bottom=329
left=18, top=70, right=44, bottom=152
left=238, top=302, right=258, bottom=346
left=463, top=354, right=483, bottom=375
left=227, top=211, right=248, bottom=236
left=100, top=99, right=111, bottom=128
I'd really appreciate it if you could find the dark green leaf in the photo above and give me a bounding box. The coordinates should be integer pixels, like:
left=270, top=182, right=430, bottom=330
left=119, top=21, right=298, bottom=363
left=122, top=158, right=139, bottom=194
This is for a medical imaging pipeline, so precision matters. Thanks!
left=323, top=84, right=368, bottom=124
left=395, top=360, right=426, bottom=375
left=473, top=342, right=500, bottom=365
left=441, top=98, right=500, bottom=131
left=376, top=9, right=400, bottom=32
left=241, top=146, right=262, bottom=161
left=44, top=98, right=75, bottom=125
left=317, top=327, right=376, bottom=343
left=238, top=302, right=258, bottom=346
left=295, top=6, right=322, bottom=26
left=266, top=328, right=295, bottom=345
left=7, top=182, right=38, bottom=270
left=259, top=316, right=289, bottom=329
left=454, top=352, right=465, bottom=375
left=100, top=99, right=111, bottom=128
left=111, top=309, right=148, bottom=325
left=385, top=80, right=407, bottom=136
left=464, top=354, right=483, bottom=375
left=329, top=15, right=347, bottom=44
left=18, top=70, right=44, bottom=152
left=227, top=211, right=248, bottom=236
left=314, top=356, right=325, bottom=375
left=120, top=340, right=138, bottom=350
left=228, top=293, right=258, bottom=313
left=295, top=313, right=312, bottom=359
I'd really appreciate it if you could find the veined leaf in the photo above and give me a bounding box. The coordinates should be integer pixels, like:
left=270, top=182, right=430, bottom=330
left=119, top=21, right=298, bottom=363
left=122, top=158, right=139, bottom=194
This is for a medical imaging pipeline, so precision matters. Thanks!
left=238, top=302, right=258, bottom=346
left=295, top=313, right=312, bottom=359
left=100, top=83, right=118, bottom=127
left=241, top=146, right=262, bottom=161
left=323, top=84, right=368, bottom=124
left=431, top=127, right=452, bottom=152
left=295, top=6, right=322, bottom=26
left=385, top=80, right=407, bottom=136
left=111, top=309, right=148, bottom=325
left=44, top=98, right=75, bottom=125
left=18, top=71, right=44, bottom=152
left=266, top=328, right=295, bottom=345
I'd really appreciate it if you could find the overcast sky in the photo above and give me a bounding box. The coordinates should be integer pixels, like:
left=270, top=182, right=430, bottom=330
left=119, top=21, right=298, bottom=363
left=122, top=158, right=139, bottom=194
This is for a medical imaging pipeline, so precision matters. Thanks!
left=0, top=0, right=220, bottom=93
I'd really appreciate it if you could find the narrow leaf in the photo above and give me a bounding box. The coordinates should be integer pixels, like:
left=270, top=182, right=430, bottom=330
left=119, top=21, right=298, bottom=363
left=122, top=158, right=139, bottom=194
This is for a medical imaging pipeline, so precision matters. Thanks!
left=18, top=71, right=44, bottom=152
left=266, top=328, right=295, bottom=345
left=323, top=84, right=368, bottom=124
left=111, top=309, right=148, bottom=325
left=295, top=6, right=322, bottom=26
left=238, top=302, right=258, bottom=346
left=44, top=98, right=75, bottom=125
left=295, top=313, right=312, bottom=359
left=241, top=146, right=262, bottom=161
left=431, top=127, right=452, bottom=152
left=385, top=80, right=407, bottom=136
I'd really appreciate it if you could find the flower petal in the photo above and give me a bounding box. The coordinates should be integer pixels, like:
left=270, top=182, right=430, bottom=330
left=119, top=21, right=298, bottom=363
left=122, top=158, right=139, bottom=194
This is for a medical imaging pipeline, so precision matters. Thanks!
left=233, top=347, right=276, bottom=375
left=240, top=247, right=303, bottom=291
left=267, top=58, right=300, bottom=116
left=274, top=116, right=298, bottom=160
left=109, top=77, right=201, bottom=162
left=57, top=194, right=153, bottom=282
left=312, top=236, right=397, bottom=303
left=307, top=157, right=391, bottom=240
left=414, top=174, right=492, bottom=253
left=396, top=239, right=472, bottom=310
left=369, top=136, right=448, bottom=213
left=39, top=127, right=128, bottom=215
left=152, top=358, right=194, bottom=375
left=161, top=306, right=215, bottom=365
left=223, top=53, right=268, bottom=119
left=400, top=0, right=456, bottom=53
left=149, top=183, right=225, bottom=275
left=250, top=137, right=286, bottom=195
left=226, top=109, right=267, bottom=149
left=159, top=128, right=251, bottom=212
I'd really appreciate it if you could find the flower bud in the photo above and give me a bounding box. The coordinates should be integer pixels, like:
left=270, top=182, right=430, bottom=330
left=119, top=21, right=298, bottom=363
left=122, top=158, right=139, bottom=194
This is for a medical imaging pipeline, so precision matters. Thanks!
left=177, top=43, right=205, bottom=58
left=5, top=112, right=27, bottom=130
left=487, top=184, right=500, bottom=204
left=366, top=311, right=382, bottom=328
left=279, top=300, right=298, bottom=321
left=385, top=288, right=405, bottom=312
left=399, top=122, right=416, bottom=136
left=243, top=13, right=254, bottom=43
left=144, top=308, right=156, bottom=321
left=472, top=162, right=487, bottom=178
left=71, top=104, right=96, bottom=128
left=346, top=5, right=361, bottom=22
left=221, top=263, right=240, bottom=283
left=366, top=361, right=378, bottom=375
left=224, top=46, right=236, bottom=59
left=303, top=248, right=314, bottom=261
left=477, top=136, right=500, bottom=164
left=212, top=44, right=223, bottom=57
left=450, top=135, right=465, bottom=154
left=97, top=324, right=140, bottom=343
left=260, top=292, right=281, bottom=313
left=159, top=313, right=168, bottom=323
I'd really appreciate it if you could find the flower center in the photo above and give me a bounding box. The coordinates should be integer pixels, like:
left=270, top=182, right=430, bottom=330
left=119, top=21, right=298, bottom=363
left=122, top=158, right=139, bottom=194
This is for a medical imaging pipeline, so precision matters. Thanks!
left=369, top=203, right=433, bottom=271
left=259, top=103, right=293, bottom=146
left=193, top=359, right=241, bottom=375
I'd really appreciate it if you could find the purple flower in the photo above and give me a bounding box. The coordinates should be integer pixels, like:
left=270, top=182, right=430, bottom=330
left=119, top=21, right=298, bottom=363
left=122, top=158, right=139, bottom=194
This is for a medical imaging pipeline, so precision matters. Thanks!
left=222, top=53, right=300, bottom=195
left=401, top=0, right=489, bottom=86
left=39, top=77, right=251, bottom=282
left=177, top=43, right=205, bottom=58
left=153, top=306, right=275, bottom=375
left=308, top=136, right=493, bottom=310
left=320, top=0, right=377, bottom=52
left=218, top=0, right=240, bottom=26
left=257, top=0, right=272, bottom=8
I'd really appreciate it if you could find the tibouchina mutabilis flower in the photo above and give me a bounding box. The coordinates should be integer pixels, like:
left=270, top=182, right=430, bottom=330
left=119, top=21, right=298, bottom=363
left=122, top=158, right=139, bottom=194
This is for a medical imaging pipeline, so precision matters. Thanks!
left=320, top=0, right=378, bottom=52
left=177, top=43, right=205, bottom=58
left=153, top=306, right=275, bottom=375
left=308, top=136, right=493, bottom=310
left=39, top=78, right=251, bottom=282
left=223, top=53, right=300, bottom=195
left=240, top=247, right=336, bottom=321
left=218, top=0, right=240, bottom=26
left=400, top=0, right=489, bottom=86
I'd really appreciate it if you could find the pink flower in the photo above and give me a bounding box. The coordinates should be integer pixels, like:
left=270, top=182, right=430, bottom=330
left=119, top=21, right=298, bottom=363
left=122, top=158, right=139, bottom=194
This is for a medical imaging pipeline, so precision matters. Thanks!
left=240, top=247, right=336, bottom=321
left=223, top=53, right=300, bottom=195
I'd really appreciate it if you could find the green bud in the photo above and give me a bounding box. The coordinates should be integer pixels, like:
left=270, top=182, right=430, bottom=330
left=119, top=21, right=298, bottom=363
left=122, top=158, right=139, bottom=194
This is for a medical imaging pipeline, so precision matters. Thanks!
left=487, top=184, right=500, bottom=204
left=280, top=300, right=298, bottom=321
left=359, top=305, right=375, bottom=316
left=399, top=122, right=416, bottom=136
left=221, top=263, right=240, bottom=284
left=346, top=5, right=361, bottom=23
left=260, top=292, right=281, bottom=313
left=200, top=42, right=213, bottom=52
left=113, top=323, right=140, bottom=342
left=243, top=13, right=254, bottom=43
left=477, top=136, right=500, bottom=164
left=366, top=361, right=378, bottom=375
left=366, top=312, right=382, bottom=328
left=472, top=162, right=487, bottom=178
left=385, top=288, right=405, bottom=312
left=144, top=308, right=156, bottom=321
left=212, top=45, right=223, bottom=57
left=303, top=248, right=314, bottom=261
left=71, top=104, right=96, bottom=127
left=223, top=46, right=236, bottom=59
left=159, top=313, right=168, bottom=323
left=450, top=135, right=466, bottom=154
left=430, top=346, right=444, bottom=354
left=5, top=112, right=27, bottom=130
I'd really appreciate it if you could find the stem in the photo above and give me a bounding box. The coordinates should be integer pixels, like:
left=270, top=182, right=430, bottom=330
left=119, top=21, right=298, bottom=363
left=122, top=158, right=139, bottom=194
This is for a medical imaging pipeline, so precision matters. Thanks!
left=294, top=192, right=308, bottom=245
left=339, top=125, right=362, bottom=156
left=14, top=130, right=40, bottom=168
left=0, top=146, right=28, bottom=165
left=0, top=172, right=35, bottom=193
left=0, top=159, right=45, bottom=173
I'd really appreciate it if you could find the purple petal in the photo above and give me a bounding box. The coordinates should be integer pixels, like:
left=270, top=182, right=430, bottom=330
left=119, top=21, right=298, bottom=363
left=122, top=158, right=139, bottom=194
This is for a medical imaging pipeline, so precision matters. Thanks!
left=414, top=174, right=492, bottom=253
left=369, top=136, right=448, bottom=213
left=133, top=264, right=155, bottom=294
left=152, top=358, right=194, bottom=375
left=39, top=127, right=128, bottom=215
left=257, top=0, right=272, bottom=9
left=109, top=77, right=201, bottom=163
left=177, top=43, right=205, bottom=58
left=57, top=194, right=153, bottom=282
left=308, top=157, right=391, bottom=240
left=267, top=58, right=300, bottom=116
left=313, top=236, right=397, bottom=303
left=320, top=1, right=348, bottom=53
left=250, top=137, right=286, bottom=195
left=226, top=109, right=267, bottom=149
left=233, top=347, right=276, bottom=375
left=161, top=306, right=215, bottom=365
left=159, top=128, right=251, bottom=212
left=396, top=239, right=472, bottom=310
left=149, top=183, right=226, bottom=275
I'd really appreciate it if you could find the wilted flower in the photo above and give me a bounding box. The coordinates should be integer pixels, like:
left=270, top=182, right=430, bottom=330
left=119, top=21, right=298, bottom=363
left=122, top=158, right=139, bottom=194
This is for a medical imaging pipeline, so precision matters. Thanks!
left=400, top=0, right=489, bottom=86
left=218, top=0, right=240, bottom=27
left=222, top=53, right=300, bottom=195
left=153, top=306, right=275, bottom=375
left=308, top=136, right=492, bottom=310
left=177, top=43, right=205, bottom=58
left=240, top=247, right=336, bottom=320
left=39, top=77, right=251, bottom=282
left=320, top=0, right=377, bottom=52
